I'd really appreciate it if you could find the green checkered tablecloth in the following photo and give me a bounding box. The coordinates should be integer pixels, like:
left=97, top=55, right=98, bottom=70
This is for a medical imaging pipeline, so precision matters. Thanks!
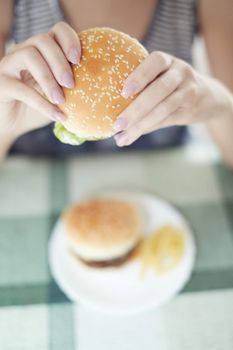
left=0, top=144, right=233, bottom=350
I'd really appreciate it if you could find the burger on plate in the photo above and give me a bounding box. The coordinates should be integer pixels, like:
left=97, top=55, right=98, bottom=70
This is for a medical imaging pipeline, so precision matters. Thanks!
left=54, top=27, right=148, bottom=145
left=62, top=198, right=143, bottom=267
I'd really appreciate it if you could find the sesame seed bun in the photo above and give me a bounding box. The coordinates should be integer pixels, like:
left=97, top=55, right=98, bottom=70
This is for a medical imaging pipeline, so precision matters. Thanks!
left=63, top=199, right=142, bottom=265
left=59, top=27, right=148, bottom=140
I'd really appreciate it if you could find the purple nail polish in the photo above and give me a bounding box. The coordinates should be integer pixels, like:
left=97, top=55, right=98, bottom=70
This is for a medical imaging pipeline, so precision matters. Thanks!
left=121, top=82, right=138, bottom=98
left=51, top=88, right=65, bottom=105
left=53, top=111, right=66, bottom=121
left=62, top=71, right=75, bottom=88
left=68, top=48, right=80, bottom=64
left=114, top=133, right=129, bottom=147
left=113, top=117, right=128, bottom=131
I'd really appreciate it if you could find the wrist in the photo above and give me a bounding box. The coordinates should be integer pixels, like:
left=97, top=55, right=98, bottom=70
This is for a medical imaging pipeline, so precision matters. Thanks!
left=205, top=76, right=233, bottom=126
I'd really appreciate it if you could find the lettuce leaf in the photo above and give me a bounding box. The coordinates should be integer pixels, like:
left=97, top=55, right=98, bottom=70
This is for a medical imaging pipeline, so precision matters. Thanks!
left=53, top=122, right=86, bottom=146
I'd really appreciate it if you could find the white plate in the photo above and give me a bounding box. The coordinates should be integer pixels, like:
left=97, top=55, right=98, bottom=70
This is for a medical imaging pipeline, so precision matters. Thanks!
left=49, top=189, right=196, bottom=314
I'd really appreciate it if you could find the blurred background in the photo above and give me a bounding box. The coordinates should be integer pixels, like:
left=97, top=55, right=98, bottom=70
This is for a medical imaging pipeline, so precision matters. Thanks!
left=1, top=1, right=233, bottom=350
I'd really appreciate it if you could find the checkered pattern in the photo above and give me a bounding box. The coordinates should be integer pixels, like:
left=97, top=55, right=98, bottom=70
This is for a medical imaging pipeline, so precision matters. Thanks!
left=0, top=146, right=233, bottom=350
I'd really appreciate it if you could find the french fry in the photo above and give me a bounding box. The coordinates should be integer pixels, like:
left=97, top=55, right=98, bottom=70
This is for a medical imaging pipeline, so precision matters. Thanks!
left=140, top=225, right=185, bottom=278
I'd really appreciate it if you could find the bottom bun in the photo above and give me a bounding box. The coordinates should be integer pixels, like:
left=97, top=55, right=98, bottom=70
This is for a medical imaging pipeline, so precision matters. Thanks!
left=72, top=240, right=141, bottom=268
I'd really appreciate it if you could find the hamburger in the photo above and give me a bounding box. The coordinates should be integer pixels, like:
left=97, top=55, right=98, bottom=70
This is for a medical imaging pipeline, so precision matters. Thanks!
left=54, top=27, right=148, bottom=145
left=63, top=198, right=142, bottom=267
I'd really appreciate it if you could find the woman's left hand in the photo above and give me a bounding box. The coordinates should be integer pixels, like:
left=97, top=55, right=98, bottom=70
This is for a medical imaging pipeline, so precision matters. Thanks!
left=113, top=51, right=227, bottom=146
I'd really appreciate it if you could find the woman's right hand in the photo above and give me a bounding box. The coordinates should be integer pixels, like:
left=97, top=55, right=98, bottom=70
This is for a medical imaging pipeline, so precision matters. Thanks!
left=0, top=21, right=81, bottom=141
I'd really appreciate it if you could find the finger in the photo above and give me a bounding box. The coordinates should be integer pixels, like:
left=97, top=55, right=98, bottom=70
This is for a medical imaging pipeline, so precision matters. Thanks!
left=121, top=51, right=173, bottom=98
left=114, top=88, right=185, bottom=146
left=27, top=32, right=75, bottom=88
left=5, top=77, right=66, bottom=122
left=49, top=21, right=81, bottom=64
left=10, top=32, right=75, bottom=89
left=155, top=81, right=198, bottom=128
left=158, top=109, right=189, bottom=128
left=10, top=22, right=81, bottom=67
left=3, top=47, right=65, bottom=105
left=114, top=66, right=184, bottom=132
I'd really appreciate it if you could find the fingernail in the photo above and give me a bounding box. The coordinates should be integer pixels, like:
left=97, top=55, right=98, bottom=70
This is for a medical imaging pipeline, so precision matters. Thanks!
left=51, top=87, right=65, bottom=105
left=53, top=110, right=66, bottom=121
left=68, top=47, right=80, bottom=64
left=113, top=117, right=128, bottom=131
left=62, top=71, right=75, bottom=88
left=121, top=82, right=138, bottom=98
left=114, top=132, right=129, bottom=147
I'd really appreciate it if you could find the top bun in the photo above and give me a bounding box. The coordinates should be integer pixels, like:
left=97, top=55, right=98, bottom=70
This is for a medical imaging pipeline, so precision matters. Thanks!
left=55, top=28, right=148, bottom=145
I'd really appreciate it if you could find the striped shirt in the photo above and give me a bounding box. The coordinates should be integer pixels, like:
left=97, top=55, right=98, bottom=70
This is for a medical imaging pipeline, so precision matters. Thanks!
left=10, top=0, right=197, bottom=155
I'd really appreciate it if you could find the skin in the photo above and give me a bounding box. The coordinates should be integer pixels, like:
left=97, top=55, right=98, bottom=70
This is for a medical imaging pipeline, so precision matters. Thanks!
left=60, top=0, right=156, bottom=40
left=114, top=0, right=233, bottom=169
left=0, top=0, right=232, bottom=166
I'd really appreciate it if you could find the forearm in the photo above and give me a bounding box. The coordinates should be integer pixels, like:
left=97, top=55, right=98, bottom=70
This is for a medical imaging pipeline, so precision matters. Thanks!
left=0, top=40, right=4, bottom=58
left=198, top=0, right=233, bottom=167
left=0, top=40, right=9, bottom=159
left=206, top=81, right=233, bottom=168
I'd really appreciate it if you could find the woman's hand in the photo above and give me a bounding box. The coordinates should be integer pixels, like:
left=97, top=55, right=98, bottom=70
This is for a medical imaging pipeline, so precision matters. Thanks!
left=0, top=21, right=80, bottom=140
left=113, top=51, right=232, bottom=146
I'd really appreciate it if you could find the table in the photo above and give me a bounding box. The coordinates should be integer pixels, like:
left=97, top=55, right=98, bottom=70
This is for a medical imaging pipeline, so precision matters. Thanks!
left=0, top=144, right=233, bottom=350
